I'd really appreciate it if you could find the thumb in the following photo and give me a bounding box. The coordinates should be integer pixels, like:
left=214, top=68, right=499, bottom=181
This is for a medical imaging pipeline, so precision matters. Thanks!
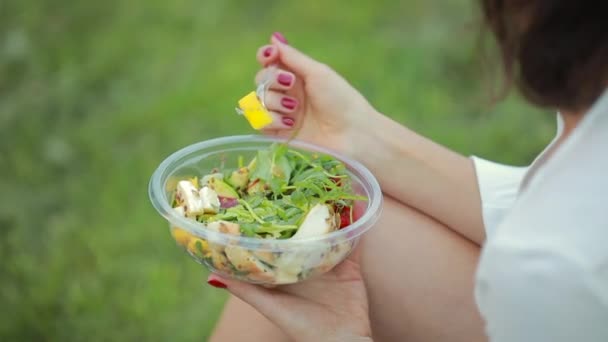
left=270, top=34, right=326, bottom=80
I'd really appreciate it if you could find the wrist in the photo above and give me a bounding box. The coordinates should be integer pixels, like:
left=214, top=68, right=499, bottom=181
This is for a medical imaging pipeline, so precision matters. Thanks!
left=346, top=110, right=403, bottom=167
left=341, top=107, right=386, bottom=159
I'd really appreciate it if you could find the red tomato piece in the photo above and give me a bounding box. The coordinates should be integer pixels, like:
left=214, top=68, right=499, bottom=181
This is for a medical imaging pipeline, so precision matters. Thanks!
left=339, top=206, right=351, bottom=229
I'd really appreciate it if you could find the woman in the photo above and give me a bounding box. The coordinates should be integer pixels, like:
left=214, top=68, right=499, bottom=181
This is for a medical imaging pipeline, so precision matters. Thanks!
left=209, top=1, right=608, bottom=341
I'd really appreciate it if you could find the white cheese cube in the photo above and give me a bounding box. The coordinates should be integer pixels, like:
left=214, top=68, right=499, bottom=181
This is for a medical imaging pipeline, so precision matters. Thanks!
left=173, top=206, right=186, bottom=217
left=199, top=186, right=220, bottom=214
left=176, top=180, right=205, bottom=216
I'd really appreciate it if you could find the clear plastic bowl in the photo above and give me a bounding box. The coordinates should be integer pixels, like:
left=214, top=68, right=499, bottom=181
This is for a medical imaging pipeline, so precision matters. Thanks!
left=149, top=135, right=383, bottom=285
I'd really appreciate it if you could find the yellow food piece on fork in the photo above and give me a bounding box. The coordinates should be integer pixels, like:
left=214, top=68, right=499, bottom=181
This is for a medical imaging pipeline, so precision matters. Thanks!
left=237, top=91, right=273, bottom=130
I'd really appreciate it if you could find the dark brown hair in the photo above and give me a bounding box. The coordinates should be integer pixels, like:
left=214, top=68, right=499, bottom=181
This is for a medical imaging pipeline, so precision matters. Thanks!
left=480, top=0, right=608, bottom=112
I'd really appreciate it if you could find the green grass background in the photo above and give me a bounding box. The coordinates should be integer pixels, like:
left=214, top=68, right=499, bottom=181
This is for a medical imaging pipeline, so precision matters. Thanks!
left=1, top=0, right=554, bottom=340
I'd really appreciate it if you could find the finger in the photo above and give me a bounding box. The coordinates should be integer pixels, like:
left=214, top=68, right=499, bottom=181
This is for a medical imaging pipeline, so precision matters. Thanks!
left=259, top=110, right=296, bottom=130
left=270, top=33, right=326, bottom=79
left=256, top=45, right=279, bottom=67
left=206, top=274, right=314, bottom=334
left=262, top=91, right=299, bottom=114
left=260, top=128, right=293, bottom=140
left=255, top=68, right=296, bottom=91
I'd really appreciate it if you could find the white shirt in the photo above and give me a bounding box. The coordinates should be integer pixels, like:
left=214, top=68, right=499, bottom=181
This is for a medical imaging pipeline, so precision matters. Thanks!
left=471, top=91, right=608, bottom=342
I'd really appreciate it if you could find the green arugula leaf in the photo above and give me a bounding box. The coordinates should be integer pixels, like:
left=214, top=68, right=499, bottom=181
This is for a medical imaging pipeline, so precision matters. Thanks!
left=269, top=177, right=287, bottom=197
left=250, top=150, right=272, bottom=182
left=290, top=190, right=308, bottom=209
left=272, top=147, right=292, bottom=180
left=239, top=223, right=257, bottom=237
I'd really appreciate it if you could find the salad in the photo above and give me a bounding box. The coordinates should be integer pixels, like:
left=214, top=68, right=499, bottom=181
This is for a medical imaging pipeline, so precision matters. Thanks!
left=169, top=143, right=367, bottom=283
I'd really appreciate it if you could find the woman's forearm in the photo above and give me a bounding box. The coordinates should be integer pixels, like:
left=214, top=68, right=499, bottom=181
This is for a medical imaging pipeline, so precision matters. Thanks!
left=351, top=113, right=485, bottom=244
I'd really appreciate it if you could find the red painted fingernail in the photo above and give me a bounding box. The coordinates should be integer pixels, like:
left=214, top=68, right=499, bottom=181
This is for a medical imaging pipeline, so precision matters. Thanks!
left=263, top=46, right=273, bottom=57
left=207, top=275, right=227, bottom=289
left=278, top=73, right=293, bottom=86
left=281, top=97, right=298, bottom=110
left=273, top=32, right=288, bottom=44
left=282, top=117, right=295, bottom=127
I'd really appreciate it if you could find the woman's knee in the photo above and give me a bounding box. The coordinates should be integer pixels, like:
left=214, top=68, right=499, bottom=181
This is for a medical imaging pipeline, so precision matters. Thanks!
left=360, top=196, right=484, bottom=341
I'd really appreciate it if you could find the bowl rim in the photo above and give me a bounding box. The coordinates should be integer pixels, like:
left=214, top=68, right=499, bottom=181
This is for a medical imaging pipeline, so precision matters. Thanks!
left=148, top=135, right=383, bottom=248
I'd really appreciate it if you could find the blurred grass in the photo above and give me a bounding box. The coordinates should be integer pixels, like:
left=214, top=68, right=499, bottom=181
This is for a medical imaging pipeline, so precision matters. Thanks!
left=0, top=0, right=553, bottom=340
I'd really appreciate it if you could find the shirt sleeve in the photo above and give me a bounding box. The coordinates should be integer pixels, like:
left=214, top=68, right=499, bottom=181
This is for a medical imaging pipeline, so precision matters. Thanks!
left=477, top=246, right=608, bottom=342
left=470, top=156, right=528, bottom=238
